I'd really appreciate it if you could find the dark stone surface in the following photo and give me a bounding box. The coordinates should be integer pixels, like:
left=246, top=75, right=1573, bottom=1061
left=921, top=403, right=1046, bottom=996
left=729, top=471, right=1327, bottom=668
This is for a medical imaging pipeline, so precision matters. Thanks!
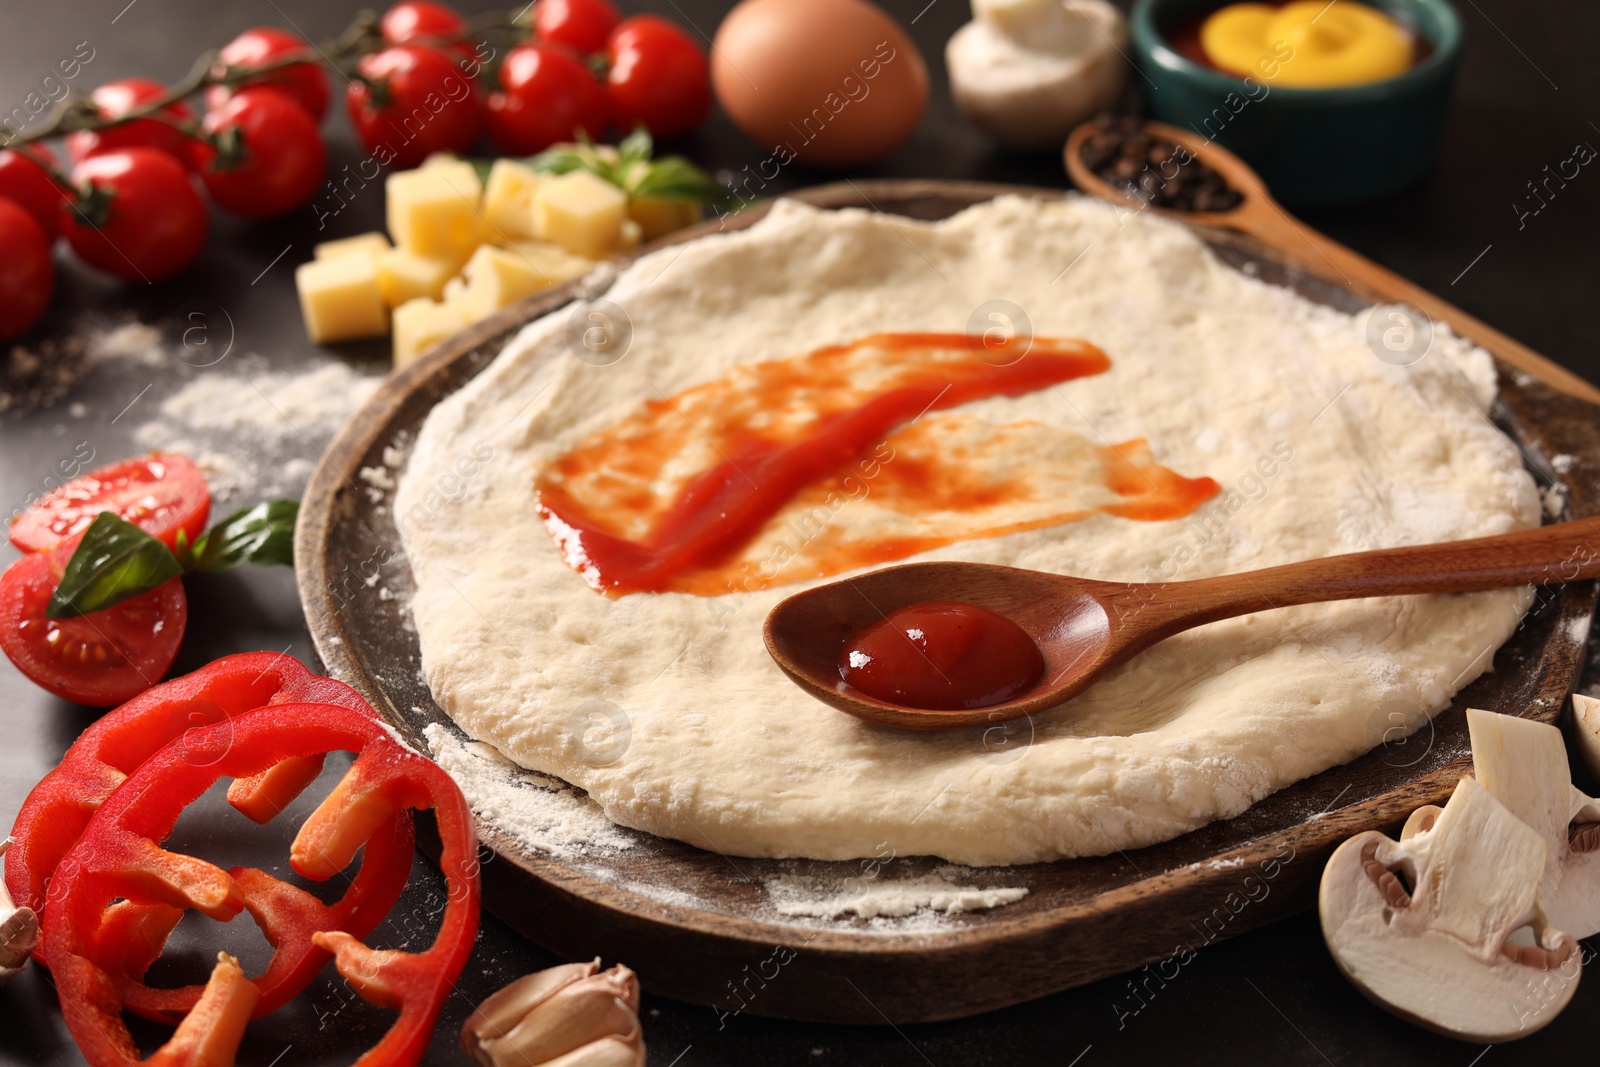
left=0, top=1, right=1596, bottom=1064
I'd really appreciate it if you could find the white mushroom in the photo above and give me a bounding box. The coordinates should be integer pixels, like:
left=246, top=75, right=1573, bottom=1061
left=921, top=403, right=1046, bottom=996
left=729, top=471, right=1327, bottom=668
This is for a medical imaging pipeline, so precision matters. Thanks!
left=1466, top=706, right=1600, bottom=939
left=0, top=837, right=39, bottom=983
left=1568, top=692, right=1600, bottom=783
left=946, top=0, right=1129, bottom=152
left=1320, top=776, right=1578, bottom=1041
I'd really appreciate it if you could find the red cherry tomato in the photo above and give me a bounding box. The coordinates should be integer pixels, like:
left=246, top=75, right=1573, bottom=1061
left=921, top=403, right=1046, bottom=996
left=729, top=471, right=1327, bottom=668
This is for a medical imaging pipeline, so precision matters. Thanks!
left=0, top=146, right=65, bottom=240
left=605, top=16, right=712, bottom=140
left=486, top=44, right=608, bottom=155
left=383, top=2, right=464, bottom=42
left=382, top=2, right=480, bottom=69
left=205, top=26, right=331, bottom=120
left=346, top=45, right=481, bottom=170
left=9, top=453, right=211, bottom=555
left=0, top=199, right=53, bottom=342
left=536, top=0, right=622, bottom=55
left=61, top=148, right=208, bottom=283
left=197, top=88, right=326, bottom=219
left=0, top=539, right=187, bottom=707
left=66, top=78, right=198, bottom=169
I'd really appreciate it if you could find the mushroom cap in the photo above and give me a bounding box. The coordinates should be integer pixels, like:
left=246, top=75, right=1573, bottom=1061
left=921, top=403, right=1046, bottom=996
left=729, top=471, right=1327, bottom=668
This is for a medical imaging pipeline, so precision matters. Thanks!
left=946, top=0, right=1129, bottom=152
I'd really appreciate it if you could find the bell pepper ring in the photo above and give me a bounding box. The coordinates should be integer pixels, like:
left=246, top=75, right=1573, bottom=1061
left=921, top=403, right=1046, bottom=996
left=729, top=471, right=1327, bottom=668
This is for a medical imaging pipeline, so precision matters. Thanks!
left=6, top=652, right=415, bottom=1021
left=42, top=702, right=481, bottom=1067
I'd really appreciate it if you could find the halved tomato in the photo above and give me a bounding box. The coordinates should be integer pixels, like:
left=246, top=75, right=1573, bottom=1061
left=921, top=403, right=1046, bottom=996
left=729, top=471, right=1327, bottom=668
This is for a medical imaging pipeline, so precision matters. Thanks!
left=0, top=540, right=187, bottom=706
left=9, top=453, right=210, bottom=554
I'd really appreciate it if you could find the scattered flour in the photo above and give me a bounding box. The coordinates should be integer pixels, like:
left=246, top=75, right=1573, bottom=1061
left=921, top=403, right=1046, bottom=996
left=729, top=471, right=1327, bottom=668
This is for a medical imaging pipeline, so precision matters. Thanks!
left=425, top=723, right=634, bottom=855
left=764, top=867, right=1028, bottom=919
left=134, top=360, right=380, bottom=501
left=1553, top=453, right=1577, bottom=474
left=88, top=322, right=166, bottom=366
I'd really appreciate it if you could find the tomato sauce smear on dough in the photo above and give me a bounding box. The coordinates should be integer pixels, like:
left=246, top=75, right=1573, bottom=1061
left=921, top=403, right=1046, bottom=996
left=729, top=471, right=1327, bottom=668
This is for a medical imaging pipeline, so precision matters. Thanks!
left=536, top=332, right=1220, bottom=596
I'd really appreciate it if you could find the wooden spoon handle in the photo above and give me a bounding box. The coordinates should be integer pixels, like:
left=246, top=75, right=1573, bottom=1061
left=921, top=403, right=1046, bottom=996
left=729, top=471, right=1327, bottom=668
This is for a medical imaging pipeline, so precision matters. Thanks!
left=1135, top=518, right=1600, bottom=630
left=1235, top=204, right=1600, bottom=406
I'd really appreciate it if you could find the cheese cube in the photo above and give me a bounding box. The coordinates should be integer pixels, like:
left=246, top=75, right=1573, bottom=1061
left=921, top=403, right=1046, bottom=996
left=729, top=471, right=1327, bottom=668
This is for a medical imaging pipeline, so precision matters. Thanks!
left=393, top=297, right=470, bottom=368
left=442, top=276, right=468, bottom=306
left=534, top=170, right=626, bottom=259
left=387, top=165, right=484, bottom=260
left=314, top=231, right=392, bottom=262
left=504, top=240, right=596, bottom=289
left=456, top=245, right=554, bottom=320
left=628, top=197, right=700, bottom=240
left=377, top=247, right=457, bottom=307
left=616, top=219, right=642, bottom=253
left=482, top=159, right=545, bottom=241
left=296, top=254, right=388, bottom=343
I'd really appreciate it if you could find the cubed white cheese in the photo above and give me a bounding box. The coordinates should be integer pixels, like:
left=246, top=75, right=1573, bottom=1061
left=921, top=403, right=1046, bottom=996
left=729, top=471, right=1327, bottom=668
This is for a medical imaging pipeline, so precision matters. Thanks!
left=628, top=197, right=701, bottom=240
left=482, top=159, right=545, bottom=241
left=313, top=231, right=392, bottom=261
left=377, top=247, right=458, bottom=307
left=296, top=254, right=388, bottom=343
left=534, top=170, right=627, bottom=259
left=387, top=165, right=485, bottom=261
left=393, top=296, right=470, bottom=368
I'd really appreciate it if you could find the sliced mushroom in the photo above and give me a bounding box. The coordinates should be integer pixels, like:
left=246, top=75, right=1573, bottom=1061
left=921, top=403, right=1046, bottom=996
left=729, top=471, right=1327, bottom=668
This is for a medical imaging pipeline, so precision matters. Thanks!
left=1320, top=776, right=1578, bottom=1041
left=1569, top=692, right=1600, bottom=782
left=946, top=0, right=1129, bottom=152
left=1467, top=706, right=1600, bottom=939
left=0, top=837, right=38, bottom=982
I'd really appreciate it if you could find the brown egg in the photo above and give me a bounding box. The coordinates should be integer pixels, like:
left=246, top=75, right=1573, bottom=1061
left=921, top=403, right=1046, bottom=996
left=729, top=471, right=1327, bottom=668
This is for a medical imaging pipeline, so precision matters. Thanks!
left=711, top=0, right=928, bottom=168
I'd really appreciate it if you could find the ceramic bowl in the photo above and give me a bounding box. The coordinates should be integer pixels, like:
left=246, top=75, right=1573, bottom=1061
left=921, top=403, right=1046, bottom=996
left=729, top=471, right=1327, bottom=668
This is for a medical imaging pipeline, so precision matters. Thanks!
left=1129, top=0, right=1463, bottom=207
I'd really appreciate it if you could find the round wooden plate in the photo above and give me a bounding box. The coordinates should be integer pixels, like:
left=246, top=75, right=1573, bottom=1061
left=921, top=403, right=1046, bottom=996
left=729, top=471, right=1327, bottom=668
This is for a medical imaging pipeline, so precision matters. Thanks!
left=297, top=181, right=1600, bottom=1024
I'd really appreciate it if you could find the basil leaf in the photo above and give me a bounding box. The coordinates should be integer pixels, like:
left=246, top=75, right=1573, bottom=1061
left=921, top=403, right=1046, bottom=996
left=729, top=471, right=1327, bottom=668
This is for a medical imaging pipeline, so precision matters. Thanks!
left=188, top=500, right=299, bottom=573
left=631, top=156, right=735, bottom=209
left=616, top=125, right=653, bottom=167
left=46, top=513, right=183, bottom=620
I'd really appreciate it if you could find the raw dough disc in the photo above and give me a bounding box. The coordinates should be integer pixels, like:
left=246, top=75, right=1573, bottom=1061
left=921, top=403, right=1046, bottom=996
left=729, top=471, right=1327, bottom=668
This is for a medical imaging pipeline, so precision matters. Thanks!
left=397, top=197, right=1537, bottom=865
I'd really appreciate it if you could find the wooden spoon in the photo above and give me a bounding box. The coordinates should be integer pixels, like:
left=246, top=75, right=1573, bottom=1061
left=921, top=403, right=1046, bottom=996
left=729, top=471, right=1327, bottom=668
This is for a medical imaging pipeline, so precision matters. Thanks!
left=764, top=518, right=1600, bottom=730
left=1063, top=119, right=1600, bottom=407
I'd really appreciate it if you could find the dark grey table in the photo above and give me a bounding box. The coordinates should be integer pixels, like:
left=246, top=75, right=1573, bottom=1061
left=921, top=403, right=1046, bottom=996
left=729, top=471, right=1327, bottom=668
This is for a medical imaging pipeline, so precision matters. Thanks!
left=2, top=1, right=1597, bottom=1064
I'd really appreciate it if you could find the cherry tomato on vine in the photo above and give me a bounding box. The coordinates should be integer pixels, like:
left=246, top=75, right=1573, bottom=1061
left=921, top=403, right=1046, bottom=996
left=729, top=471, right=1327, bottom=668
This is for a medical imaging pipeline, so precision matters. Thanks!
left=0, top=538, right=187, bottom=707
left=197, top=88, right=326, bottom=219
left=61, top=148, right=208, bottom=283
left=382, top=2, right=480, bottom=70
left=346, top=45, right=481, bottom=170
left=8, top=452, right=211, bottom=554
left=66, top=78, right=198, bottom=169
left=486, top=44, right=608, bottom=156
left=0, top=146, right=65, bottom=240
left=536, top=0, right=622, bottom=55
left=0, top=199, right=53, bottom=342
left=205, top=26, right=331, bottom=120
left=605, top=16, right=711, bottom=140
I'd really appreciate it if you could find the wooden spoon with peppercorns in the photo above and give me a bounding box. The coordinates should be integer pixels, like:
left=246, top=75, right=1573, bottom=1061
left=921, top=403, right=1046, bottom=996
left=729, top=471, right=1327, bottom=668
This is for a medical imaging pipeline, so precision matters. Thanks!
left=1063, top=117, right=1600, bottom=406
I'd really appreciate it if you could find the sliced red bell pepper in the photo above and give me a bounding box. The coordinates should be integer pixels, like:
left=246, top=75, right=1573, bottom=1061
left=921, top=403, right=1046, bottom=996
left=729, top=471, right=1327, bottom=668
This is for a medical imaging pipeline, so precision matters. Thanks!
left=41, top=701, right=479, bottom=1067
left=6, top=651, right=415, bottom=1020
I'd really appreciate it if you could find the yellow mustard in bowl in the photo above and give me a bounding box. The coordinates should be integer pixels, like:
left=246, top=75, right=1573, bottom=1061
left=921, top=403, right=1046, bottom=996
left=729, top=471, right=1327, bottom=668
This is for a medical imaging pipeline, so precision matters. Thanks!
left=1201, top=0, right=1413, bottom=87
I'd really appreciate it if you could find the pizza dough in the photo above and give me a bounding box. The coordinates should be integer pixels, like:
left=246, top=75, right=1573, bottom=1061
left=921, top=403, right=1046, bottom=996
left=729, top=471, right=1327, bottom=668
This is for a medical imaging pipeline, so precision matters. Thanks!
left=397, top=196, right=1537, bottom=865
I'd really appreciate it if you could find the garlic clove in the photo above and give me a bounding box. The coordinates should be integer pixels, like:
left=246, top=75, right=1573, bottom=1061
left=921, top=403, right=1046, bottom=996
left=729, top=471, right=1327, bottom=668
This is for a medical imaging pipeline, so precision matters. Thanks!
left=464, top=959, right=601, bottom=1051
left=465, top=962, right=646, bottom=1067
left=539, top=1029, right=647, bottom=1067
left=1, top=837, right=39, bottom=980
